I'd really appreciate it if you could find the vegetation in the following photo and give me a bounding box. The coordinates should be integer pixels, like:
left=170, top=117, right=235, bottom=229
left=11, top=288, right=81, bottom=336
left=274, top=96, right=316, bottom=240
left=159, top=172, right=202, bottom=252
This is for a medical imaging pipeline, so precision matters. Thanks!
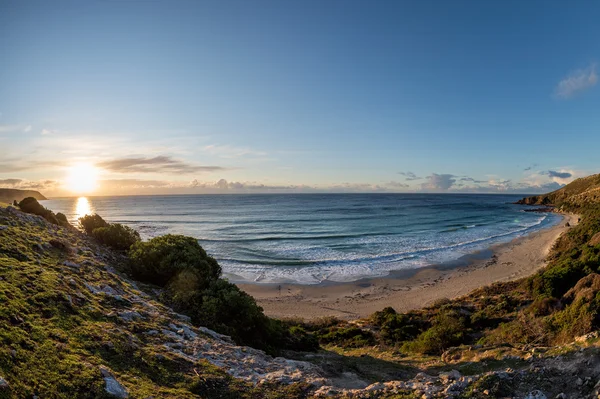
left=79, top=214, right=139, bottom=251
left=127, top=234, right=315, bottom=353
left=0, top=205, right=318, bottom=398
left=17, top=197, right=69, bottom=227
left=301, top=175, right=600, bottom=355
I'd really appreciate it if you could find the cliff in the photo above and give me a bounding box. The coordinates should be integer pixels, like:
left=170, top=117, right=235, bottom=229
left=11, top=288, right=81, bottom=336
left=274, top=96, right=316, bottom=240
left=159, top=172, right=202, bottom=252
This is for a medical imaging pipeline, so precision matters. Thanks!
left=0, top=188, right=46, bottom=204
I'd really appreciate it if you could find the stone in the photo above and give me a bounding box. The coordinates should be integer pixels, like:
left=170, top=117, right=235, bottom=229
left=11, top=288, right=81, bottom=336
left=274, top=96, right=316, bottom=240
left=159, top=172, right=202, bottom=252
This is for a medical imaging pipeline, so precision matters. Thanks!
left=555, top=394, right=567, bottom=399
left=576, top=377, right=583, bottom=386
left=100, top=367, right=128, bottom=398
left=524, top=390, right=547, bottom=399
left=118, top=311, right=142, bottom=322
left=0, top=376, right=8, bottom=389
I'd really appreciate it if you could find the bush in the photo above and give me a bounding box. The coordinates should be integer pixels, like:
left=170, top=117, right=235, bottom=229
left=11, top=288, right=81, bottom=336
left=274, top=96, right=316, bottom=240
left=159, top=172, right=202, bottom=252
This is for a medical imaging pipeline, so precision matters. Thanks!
left=78, top=214, right=108, bottom=235
left=55, top=212, right=70, bottom=227
left=127, top=234, right=316, bottom=353
left=128, top=235, right=221, bottom=288
left=403, top=311, right=466, bottom=355
left=371, top=307, right=423, bottom=344
left=18, top=197, right=59, bottom=225
left=317, top=325, right=375, bottom=348
left=91, top=224, right=140, bottom=251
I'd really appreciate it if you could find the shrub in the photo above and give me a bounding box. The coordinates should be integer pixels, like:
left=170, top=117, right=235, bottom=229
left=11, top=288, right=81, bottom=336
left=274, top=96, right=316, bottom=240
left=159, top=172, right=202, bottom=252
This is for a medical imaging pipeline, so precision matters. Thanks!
left=371, top=307, right=423, bottom=344
left=91, top=223, right=140, bottom=251
left=55, top=212, right=70, bottom=226
left=78, top=214, right=108, bottom=235
left=317, top=326, right=375, bottom=348
left=403, top=311, right=466, bottom=355
left=128, top=234, right=221, bottom=288
left=18, top=197, right=59, bottom=225
left=127, top=234, right=315, bottom=353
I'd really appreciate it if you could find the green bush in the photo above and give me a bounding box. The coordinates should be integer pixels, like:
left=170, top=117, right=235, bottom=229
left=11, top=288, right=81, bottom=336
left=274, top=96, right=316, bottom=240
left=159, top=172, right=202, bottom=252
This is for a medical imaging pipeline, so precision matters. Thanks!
left=55, top=212, right=70, bottom=227
left=91, top=223, right=140, bottom=251
left=128, top=235, right=221, bottom=288
left=371, top=307, right=423, bottom=344
left=317, top=326, right=375, bottom=348
left=403, top=311, right=466, bottom=355
left=18, top=197, right=59, bottom=225
left=78, top=214, right=109, bottom=234
left=127, top=234, right=315, bottom=353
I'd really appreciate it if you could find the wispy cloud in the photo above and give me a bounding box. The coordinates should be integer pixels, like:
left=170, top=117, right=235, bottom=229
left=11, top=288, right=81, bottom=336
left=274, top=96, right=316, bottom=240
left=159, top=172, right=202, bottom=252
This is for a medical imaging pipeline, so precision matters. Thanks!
left=554, top=63, right=598, bottom=99
left=460, top=177, right=486, bottom=184
left=0, top=178, right=59, bottom=190
left=97, top=156, right=225, bottom=174
left=399, top=171, right=422, bottom=181
left=41, top=128, right=54, bottom=135
left=523, top=163, right=538, bottom=171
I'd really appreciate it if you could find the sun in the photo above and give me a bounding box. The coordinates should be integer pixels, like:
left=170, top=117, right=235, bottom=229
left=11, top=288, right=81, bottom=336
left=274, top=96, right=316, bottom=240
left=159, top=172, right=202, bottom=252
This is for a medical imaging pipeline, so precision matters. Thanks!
left=65, top=163, right=99, bottom=194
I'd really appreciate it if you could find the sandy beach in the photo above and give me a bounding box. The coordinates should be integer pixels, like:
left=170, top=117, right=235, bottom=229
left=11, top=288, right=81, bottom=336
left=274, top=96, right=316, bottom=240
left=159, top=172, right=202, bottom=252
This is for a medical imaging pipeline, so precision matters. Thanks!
left=238, top=212, right=579, bottom=320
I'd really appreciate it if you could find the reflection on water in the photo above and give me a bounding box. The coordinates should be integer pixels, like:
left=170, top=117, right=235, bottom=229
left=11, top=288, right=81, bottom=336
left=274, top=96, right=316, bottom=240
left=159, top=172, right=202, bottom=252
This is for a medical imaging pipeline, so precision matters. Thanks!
left=75, top=197, right=94, bottom=221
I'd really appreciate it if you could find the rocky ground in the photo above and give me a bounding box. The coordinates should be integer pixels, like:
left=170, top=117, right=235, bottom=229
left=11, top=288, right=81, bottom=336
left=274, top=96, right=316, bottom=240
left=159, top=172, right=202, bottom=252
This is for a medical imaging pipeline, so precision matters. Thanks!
left=2, top=204, right=600, bottom=398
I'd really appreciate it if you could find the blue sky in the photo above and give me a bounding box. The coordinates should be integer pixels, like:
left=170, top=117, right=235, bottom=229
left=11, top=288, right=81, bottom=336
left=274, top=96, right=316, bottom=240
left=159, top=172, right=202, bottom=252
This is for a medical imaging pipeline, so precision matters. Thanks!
left=1, top=0, right=599, bottom=195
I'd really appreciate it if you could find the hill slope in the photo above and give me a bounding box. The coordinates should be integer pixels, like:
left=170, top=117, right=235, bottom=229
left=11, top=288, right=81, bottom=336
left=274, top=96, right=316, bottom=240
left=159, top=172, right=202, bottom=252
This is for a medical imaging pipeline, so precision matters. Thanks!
left=517, top=173, right=600, bottom=208
left=0, top=188, right=46, bottom=204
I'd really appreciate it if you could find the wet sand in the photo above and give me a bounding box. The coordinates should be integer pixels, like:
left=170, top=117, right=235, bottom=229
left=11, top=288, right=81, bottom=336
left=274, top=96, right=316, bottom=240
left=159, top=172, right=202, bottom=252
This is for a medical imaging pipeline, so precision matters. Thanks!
left=238, top=213, right=579, bottom=320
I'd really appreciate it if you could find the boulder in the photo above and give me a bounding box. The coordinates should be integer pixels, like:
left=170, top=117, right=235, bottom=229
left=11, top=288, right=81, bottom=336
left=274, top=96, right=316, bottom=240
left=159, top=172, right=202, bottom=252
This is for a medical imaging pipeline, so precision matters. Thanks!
left=100, top=367, right=128, bottom=398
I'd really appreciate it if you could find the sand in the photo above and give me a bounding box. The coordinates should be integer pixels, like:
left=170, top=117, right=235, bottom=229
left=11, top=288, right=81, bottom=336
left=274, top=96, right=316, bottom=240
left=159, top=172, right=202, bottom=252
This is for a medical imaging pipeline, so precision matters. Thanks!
left=238, top=212, right=579, bottom=320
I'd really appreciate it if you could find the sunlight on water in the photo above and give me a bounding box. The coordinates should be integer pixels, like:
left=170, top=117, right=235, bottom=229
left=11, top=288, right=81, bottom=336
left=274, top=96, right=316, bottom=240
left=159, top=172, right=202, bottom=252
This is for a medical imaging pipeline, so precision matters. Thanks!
left=74, top=197, right=94, bottom=220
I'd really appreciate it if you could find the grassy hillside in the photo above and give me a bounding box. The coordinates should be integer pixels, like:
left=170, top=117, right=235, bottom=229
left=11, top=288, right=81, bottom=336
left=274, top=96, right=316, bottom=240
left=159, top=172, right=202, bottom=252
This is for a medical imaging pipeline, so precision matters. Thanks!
left=517, top=173, right=600, bottom=208
left=0, top=189, right=46, bottom=204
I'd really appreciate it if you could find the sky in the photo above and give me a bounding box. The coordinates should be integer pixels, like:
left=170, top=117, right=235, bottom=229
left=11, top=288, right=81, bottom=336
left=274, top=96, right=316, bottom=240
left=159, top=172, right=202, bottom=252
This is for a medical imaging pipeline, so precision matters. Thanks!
left=1, top=0, right=599, bottom=196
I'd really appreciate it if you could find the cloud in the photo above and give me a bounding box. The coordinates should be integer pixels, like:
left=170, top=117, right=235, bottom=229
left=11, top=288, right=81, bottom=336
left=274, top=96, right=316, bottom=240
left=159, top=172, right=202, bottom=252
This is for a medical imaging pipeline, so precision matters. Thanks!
left=554, top=64, right=598, bottom=99
left=41, top=128, right=53, bottom=135
left=523, top=163, right=538, bottom=171
left=460, top=177, right=486, bottom=184
left=385, top=181, right=410, bottom=189
left=0, top=178, right=58, bottom=190
left=546, top=170, right=572, bottom=179
left=97, top=156, right=225, bottom=174
left=421, top=174, right=456, bottom=190
left=399, top=171, right=422, bottom=181
left=23, top=125, right=32, bottom=132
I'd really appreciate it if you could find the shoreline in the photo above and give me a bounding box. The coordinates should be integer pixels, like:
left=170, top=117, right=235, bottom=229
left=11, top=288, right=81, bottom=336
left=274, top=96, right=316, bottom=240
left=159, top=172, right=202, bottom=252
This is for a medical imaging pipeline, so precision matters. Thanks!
left=238, top=212, right=579, bottom=320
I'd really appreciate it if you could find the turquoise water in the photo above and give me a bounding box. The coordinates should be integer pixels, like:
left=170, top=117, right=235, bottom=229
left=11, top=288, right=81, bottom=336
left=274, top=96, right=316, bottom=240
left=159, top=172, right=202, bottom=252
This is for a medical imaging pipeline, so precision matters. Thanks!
left=42, top=194, right=560, bottom=284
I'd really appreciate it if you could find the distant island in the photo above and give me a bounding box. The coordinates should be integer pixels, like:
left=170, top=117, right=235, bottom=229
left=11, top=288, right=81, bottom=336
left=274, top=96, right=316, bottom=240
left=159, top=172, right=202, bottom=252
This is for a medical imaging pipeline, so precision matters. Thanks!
left=0, top=188, right=46, bottom=204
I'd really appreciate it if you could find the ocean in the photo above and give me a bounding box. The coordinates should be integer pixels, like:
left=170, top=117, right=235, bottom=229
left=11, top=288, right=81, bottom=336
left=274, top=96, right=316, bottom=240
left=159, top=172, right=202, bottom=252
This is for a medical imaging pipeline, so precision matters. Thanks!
left=41, top=194, right=561, bottom=284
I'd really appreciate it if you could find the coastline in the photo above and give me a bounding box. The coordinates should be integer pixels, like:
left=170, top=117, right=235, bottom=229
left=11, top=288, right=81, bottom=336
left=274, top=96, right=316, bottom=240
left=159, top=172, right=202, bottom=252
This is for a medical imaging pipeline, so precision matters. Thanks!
left=238, top=212, right=579, bottom=320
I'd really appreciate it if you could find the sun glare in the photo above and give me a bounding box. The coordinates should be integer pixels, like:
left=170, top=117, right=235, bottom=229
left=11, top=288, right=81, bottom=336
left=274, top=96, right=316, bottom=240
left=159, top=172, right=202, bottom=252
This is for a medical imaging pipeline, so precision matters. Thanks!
left=75, top=197, right=94, bottom=220
left=65, top=163, right=99, bottom=194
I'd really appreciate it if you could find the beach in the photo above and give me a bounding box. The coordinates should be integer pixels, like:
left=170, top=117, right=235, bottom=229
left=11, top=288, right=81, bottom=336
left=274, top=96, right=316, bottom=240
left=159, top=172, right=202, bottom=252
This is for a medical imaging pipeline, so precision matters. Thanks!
left=239, top=212, right=579, bottom=320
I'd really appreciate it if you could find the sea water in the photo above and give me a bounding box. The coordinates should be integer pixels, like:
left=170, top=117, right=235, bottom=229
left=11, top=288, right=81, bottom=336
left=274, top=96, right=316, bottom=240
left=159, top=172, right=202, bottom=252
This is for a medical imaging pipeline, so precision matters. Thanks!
left=42, top=194, right=561, bottom=284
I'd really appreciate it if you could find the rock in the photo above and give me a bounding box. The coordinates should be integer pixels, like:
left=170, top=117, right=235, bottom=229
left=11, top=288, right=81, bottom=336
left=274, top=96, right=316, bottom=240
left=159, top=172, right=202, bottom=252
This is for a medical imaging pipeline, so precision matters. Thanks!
left=524, top=390, right=547, bottom=399
left=576, top=377, right=583, bottom=386
left=0, top=225, right=8, bottom=231
left=440, top=369, right=461, bottom=383
left=100, top=367, right=128, bottom=398
left=0, top=376, right=9, bottom=389
left=62, top=260, right=80, bottom=269
left=555, top=394, right=567, bottom=399
left=118, top=311, right=142, bottom=322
